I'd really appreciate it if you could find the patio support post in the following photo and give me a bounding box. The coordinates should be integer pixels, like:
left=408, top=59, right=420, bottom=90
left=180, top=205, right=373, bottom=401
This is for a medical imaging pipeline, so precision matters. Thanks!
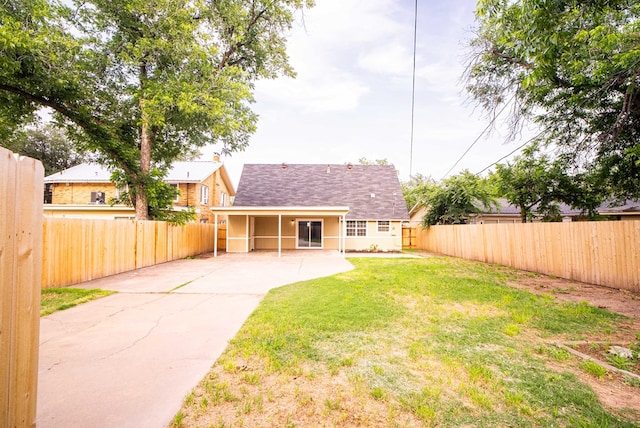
left=245, top=215, right=249, bottom=252
left=337, top=216, right=341, bottom=254
left=278, top=214, right=282, bottom=258
left=214, top=213, right=218, bottom=257
left=342, top=214, right=346, bottom=256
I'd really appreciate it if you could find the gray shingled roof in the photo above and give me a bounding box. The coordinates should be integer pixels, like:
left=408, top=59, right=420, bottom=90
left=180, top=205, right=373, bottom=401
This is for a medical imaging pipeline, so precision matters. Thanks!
left=234, top=164, right=410, bottom=220
left=487, top=198, right=640, bottom=216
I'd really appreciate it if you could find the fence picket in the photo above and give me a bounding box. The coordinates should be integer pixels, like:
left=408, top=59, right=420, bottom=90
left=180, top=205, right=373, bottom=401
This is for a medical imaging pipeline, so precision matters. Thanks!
left=41, top=218, right=217, bottom=288
left=1, top=148, right=43, bottom=427
left=414, top=222, right=640, bottom=293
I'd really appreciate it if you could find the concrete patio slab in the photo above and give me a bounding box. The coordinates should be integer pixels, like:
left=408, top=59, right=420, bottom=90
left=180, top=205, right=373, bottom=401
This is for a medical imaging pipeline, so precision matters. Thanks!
left=37, top=251, right=353, bottom=428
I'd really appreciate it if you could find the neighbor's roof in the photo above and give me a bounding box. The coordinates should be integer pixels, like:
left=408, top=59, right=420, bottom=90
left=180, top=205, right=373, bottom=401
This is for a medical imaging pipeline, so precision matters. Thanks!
left=45, top=161, right=227, bottom=185
left=481, top=198, right=640, bottom=217
left=233, top=163, right=410, bottom=220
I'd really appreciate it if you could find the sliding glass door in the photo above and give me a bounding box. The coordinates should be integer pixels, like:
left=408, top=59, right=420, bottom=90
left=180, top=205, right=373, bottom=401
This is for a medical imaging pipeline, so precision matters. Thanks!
left=297, top=220, right=322, bottom=248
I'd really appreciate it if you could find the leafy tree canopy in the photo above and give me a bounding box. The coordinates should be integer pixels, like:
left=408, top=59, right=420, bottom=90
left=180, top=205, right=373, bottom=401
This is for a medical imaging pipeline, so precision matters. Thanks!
left=490, top=144, right=604, bottom=222
left=466, top=0, right=640, bottom=201
left=1, top=123, right=89, bottom=175
left=401, top=173, right=437, bottom=210
left=0, top=0, right=312, bottom=220
left=358, top=157, right=390, bottom=165
left=421, top=171, right=497, bottom=227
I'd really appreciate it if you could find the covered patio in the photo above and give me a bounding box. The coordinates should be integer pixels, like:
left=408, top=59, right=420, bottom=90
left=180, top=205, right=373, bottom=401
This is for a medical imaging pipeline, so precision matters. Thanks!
left=211, top=206, right=350, bottom=257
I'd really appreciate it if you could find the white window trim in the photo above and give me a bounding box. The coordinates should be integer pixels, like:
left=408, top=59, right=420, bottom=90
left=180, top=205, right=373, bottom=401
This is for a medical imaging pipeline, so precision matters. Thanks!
left=200, top=185, right=209, bottom=205
left=296, top=218, right=324, bottom=249
left=170, top=183, right=180, bottom=203
left=115, top=184, right=128, bottom=199
left=346, top=220, right=367, bottom=237
left=377, top=220, right=390, bottom=233
left=220, top=191, right=227, bottom=207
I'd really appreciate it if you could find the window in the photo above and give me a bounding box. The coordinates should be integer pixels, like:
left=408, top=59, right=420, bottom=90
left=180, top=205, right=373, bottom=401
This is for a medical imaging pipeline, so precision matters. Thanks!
left=90, top=191, right=106, bottom=204
left=346, top=220, right=367, bottom=236
left=377, top=220, right=390, bottom=232
left=220, top=191, right=227, bottom=207
left=170, top=184, right=179, bottom=203
left=116, top=184, right=129, bottom=204
left=200, top=185, right=209, bottom=205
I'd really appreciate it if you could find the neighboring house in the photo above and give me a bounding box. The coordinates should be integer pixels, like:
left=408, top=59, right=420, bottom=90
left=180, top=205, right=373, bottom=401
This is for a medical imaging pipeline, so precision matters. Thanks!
left=598, top=200, right=640, bottom=221
left=408, top=203, right=427, bottom=227
left=43, top=156, right=235, bottom=222
left=210, top=163, right=409, bottom=254
left=408, top=198, right=640, bottom=225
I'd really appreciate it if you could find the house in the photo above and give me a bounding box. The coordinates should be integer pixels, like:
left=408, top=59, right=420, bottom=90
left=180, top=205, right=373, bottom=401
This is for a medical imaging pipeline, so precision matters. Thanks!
left=408, top=198, right=640, bottom=225
left=210, top=163, right=409, bottom=255
left=43, top=156, right=235, bottom=222
left=408, top=203, right=427, bottom=227
left=470, top=199, right=640, bottom=223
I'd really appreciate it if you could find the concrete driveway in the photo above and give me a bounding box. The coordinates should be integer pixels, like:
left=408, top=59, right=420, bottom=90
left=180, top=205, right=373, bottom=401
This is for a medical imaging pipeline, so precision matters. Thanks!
left=37, top=251, right=353, bottom=428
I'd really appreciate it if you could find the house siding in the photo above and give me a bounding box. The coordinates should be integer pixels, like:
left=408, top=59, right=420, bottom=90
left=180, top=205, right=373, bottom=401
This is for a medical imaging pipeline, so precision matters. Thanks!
left=51, top=182, right=117, bottom=205
left=345, top=220, right=403, bottom=252
left=48, top=164, right=234, bottom=223
left=224, top=215, right=401, bottom=252
left=227, top=215, right=248, bottom=252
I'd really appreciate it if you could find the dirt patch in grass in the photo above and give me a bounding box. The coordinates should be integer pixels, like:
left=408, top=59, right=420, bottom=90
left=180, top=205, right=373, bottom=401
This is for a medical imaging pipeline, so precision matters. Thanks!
left=508, top=273, right=640, bottom=421
left=507, top=274, right=640, bottom=319
left=178, top=358, right=424, bottom=427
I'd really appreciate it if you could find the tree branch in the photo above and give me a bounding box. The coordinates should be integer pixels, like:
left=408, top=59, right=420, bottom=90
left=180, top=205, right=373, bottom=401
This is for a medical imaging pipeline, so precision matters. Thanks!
left=0, top=83, right=137, bottom=177
left=217, top=8, right=267, bottom=70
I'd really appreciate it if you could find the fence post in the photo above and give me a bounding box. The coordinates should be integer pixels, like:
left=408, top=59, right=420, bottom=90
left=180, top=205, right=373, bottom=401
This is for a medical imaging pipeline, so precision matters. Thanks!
left=0, top=147, right=44, bottom=427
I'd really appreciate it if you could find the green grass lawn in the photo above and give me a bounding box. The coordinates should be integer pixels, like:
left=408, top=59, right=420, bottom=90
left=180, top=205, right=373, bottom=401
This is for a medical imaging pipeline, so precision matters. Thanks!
left=174, top=257, right=638, bottom=427
left=41, top=287, right=114, bottom=316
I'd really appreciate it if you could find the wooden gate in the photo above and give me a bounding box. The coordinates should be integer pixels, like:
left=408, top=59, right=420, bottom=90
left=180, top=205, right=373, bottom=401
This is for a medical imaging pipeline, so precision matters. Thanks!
left=217, top=226, right=227, bottom=251
left=402, top=225, right=416, bottom=249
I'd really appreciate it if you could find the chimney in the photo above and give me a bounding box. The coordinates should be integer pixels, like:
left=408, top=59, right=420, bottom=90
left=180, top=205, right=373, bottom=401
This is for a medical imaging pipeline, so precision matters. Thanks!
left=213, top=152, right=220, bottom=162
left=326, top=165, right=331, bottom=173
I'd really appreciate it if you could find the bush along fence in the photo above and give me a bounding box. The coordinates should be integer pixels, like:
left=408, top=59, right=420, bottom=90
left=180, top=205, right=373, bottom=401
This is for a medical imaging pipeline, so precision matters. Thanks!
left=415, top=221, right=640, bottom=294
left=42, top=218, right=217, bottom=288
left=1, top=147, right=43, bottom=427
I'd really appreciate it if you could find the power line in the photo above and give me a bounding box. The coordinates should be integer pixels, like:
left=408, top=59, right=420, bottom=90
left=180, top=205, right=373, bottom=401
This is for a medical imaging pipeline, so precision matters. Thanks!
left=440, top=95, right=514, bottom=180
left=474, top=131, right=544, bottom=175
left=409, top=0, right=418, bottom=177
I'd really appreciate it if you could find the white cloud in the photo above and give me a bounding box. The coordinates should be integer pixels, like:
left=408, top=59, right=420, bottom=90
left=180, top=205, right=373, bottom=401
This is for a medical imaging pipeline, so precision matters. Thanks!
left=357, top=42, right=413, bottom=76
left=208, top=0, right=535, bottom=185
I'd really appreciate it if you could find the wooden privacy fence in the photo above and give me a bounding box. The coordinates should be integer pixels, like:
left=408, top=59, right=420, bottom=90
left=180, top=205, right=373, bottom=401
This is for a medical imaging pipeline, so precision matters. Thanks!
left=42, top=218, right=217, bottom=288
left=415, top=221, right=640, bottom=293
left=1, top=148, right=43, bottom=427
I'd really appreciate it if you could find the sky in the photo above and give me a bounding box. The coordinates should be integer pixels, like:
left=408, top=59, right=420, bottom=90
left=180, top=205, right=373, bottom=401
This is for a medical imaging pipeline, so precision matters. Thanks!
left=204, top=0, right=530, bottom=188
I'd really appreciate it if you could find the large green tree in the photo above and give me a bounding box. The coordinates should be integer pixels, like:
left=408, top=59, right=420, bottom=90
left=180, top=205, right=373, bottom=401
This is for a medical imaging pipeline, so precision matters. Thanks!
left=401, top=173, right=437, bottom=211
left=491, top=144, right=603, bottom=222
left=2, top=124, right=88, bottom=175
left=421, top=171, right=497, bottom=227
left=1, top=0, right=311, bottom=220
left=466, top=0, right=640, bottom=201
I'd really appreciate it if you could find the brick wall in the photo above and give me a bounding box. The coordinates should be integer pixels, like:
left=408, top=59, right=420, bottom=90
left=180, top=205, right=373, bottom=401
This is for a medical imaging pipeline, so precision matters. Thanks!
left=173, top=170, right=234, bottom=223
left=51, top=183, right=116, bottom=204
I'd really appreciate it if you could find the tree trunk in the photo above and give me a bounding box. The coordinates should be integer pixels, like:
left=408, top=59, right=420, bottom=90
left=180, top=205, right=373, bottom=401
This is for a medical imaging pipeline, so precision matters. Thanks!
left=520, top=206, right=527, bottom=223
left=136, top=62, right=151, bottom=221
left=136, top=122, right=151, bottom=220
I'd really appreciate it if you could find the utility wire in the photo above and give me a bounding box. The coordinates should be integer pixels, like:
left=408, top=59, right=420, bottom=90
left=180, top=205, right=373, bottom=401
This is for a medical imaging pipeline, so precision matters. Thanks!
left=409, top=0, right=418, bottom=177
left=440, top=94, right=514, bottom=180
left=473, top=133, right=541, bottom=175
